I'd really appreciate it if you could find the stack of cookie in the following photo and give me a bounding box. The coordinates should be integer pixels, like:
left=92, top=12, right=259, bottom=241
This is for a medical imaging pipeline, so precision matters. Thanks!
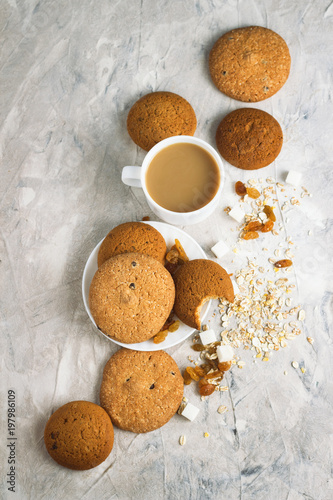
left=90, top=222, right=174, bottom=344
left=90, top=221, right=236, bottom=343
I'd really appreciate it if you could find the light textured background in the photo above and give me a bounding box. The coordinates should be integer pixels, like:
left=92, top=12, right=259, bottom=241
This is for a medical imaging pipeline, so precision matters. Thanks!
left=1, top=0, right=332, bottom=499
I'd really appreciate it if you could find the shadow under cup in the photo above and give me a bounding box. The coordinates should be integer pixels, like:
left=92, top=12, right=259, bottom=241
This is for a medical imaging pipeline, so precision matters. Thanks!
left=123, top=136, right=225, bottom=226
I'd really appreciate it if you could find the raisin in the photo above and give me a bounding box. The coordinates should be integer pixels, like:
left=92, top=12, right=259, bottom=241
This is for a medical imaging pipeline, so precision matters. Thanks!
left=218, top=361, right=232, bottom=372
left=243, top=231, right=259, bottom=240
left=198, top=377, right=209, bottom=388
left=165, top=239, right=189, bottom=268
left=161, top=314, right=175, bottom=331
left=153, top=330, right=168, bottom=344
left=261, top=220, right=274, bottom=232
left=185, top=366, right=200, bottom=381
left=243, top=220, right=263, bottom=232
left=174, top=239, right=189, bottom=262
left=263, top=205, right=276, bottom=222
left=246, top=187, right=261, bottom=199
left=183, top=370, right=192, bottom=385
left=129, top=283, right=135, bottom=289
left=194, top=366, right=206, bottom=377
left=274, top=259, right=293, bottom=268
left=235, top=181, right=247, bottom=196
left=199, top=384, right=216, bottom=396
left=165, top=247, right=179, bottom=264
left=191, top=344, right=206, bottom=352
left=168, top=320, right=180, bottom=332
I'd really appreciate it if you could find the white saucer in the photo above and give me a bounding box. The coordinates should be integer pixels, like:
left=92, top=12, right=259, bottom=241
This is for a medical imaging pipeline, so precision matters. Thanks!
left=82, top=221, right=211, bottom=351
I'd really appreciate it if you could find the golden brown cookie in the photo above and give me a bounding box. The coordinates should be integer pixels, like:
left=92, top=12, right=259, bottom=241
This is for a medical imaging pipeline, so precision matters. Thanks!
left=173, top=259, right=234, bottom=329
left=44, top=401, right=114, bottom=470
left=89, top=252, right=175, bottom=344
left=127, top=91, right=197, bottom=151
left=100, top=349, right=184, bottom=433
left=215, top=108, right=283, bottom=170
left=97, top=222, right=167, bottom=268
left=209, top=26, right=291, bottom=102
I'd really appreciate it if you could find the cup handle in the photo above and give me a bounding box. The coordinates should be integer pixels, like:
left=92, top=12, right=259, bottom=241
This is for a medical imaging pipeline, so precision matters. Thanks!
left=121, top=166, right=142, bottom=188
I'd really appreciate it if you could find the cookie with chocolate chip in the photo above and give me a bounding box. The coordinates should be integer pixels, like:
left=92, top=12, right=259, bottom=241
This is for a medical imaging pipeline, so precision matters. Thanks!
left=89, top=252, right=175, bottom=344
left=100, top=349, right=184, bottom=433
left=209, top=26, right=291, bottom=102
left=44, top=401, right=114, bottom=470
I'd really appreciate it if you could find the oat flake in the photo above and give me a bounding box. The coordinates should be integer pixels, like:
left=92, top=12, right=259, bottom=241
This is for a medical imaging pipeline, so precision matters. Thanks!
left=179, top=435, right=186, bottom=446
left=298, top=310, right=306, bottom=321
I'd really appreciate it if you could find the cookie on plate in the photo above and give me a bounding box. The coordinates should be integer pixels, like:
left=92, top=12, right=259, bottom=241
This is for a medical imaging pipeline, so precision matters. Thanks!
left=209, top=26, right=291, bottom=102
left=44, top=401, right=114, bottom=470
left=127, top=91, right=197, bottom=151
left=97, top=222, right=167, bottom=267
left=89, top=252, right=175, bottom=344
left=173, top=259, right=234, bottom=329
left=215, top=108, right=283, bottom=170
left=100, top=349, right=184, bottom=433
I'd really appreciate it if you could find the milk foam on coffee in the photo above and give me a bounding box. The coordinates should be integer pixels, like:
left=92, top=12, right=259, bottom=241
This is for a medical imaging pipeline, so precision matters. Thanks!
left=145, top=143, right=220, bottom=213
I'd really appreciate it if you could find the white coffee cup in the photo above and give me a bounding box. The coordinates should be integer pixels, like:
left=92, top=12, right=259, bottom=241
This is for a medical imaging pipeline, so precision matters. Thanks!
left=122, top=136, right=225, bottom=225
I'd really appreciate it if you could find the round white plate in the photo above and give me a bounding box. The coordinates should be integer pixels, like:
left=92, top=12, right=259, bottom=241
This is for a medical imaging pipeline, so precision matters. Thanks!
left=82, top=221, right=211, bottom=350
